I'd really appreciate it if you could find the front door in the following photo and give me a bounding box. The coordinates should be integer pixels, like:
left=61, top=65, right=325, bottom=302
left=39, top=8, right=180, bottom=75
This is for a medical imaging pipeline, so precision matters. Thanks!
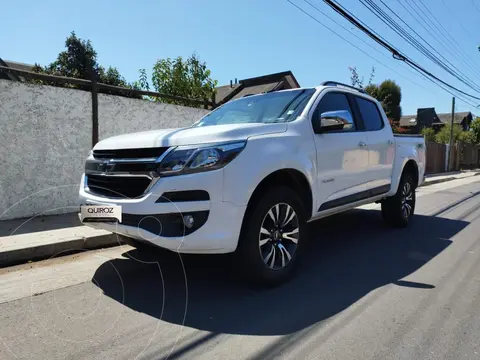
left=312, top=91, right=370, bottom=213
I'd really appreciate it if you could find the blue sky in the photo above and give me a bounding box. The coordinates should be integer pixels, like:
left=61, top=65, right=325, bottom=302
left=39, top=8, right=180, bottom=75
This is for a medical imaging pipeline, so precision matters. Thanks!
left=2, top=0, right=480, bottom=116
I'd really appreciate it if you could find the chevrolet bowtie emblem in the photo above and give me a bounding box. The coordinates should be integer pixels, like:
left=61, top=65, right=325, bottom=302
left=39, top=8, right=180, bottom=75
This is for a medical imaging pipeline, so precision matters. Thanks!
left=98, top=160, right=115, bottom=172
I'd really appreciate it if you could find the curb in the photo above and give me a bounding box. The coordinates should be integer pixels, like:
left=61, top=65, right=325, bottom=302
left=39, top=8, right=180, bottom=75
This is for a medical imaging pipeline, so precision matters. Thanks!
left=0, top=233, right=120, bottom=268
left=420, top=171, right=480, bottom=187
left=420, top=177, right=458, bottom=187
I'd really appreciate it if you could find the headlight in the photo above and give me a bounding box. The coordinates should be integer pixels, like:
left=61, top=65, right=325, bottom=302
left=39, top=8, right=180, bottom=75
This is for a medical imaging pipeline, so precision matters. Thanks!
left=157, top=141, right=246, bottom=176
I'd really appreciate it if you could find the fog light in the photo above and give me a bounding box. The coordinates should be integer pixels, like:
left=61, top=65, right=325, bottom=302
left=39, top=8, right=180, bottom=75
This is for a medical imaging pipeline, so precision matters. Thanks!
left=183, top=215, right=195, bottom=229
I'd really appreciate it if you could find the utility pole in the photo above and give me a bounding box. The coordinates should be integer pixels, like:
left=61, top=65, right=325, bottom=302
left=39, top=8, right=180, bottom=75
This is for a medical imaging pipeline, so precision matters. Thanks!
left=447, top=97, right=455, bottom=171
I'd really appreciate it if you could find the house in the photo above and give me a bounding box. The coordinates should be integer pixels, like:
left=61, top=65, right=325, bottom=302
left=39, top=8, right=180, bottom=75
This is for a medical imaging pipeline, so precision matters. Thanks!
left=435, top=111, right=473, bottom=131
left=399, top=108, right=474, bottom=133
left=215, top=71, right=300, bottom=105
left=0, top=58, right=34, bottom=81
left=399, top=107, right=439, bottom=133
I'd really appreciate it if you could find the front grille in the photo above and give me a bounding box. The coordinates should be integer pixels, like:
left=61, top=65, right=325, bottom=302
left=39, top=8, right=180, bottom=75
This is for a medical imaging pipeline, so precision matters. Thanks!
left=86, top=174, right=151, bottom=198
left=93, top=147, right=168, bottom=160
left=85, top=160, right=157, bottom=173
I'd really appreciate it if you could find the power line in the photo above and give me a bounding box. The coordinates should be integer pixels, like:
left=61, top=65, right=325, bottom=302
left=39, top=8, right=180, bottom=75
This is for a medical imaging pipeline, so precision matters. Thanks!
left=405, top=0, right=480, bottom=87
left=300, top=0, right=431, bottom=91
left=408, top=65, right=478, bottom=109
left=361, top=0, right=480, bottom=92
left=284, top=0, right=432, bottom=94
left=284, top=0, right=479, bottom=110
left=438, top=0, right=480, bottom=74
left=434, top=0, right=477, bottom=46
left=470, top=0, right=480, bottom=16
left=320, top=0, right=480, bottom=103
left=400, top=0, right=480, bottom=78
left=326, top=0, right=480, bottom=95
left=403, top=0, right=456, bottom=52
left=405, top=0, right=480, bottom=79
left=328, top=0, right=479, bottom=108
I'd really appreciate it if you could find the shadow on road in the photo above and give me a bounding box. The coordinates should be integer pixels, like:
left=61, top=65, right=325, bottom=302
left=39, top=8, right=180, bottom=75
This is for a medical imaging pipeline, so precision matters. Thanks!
left=92, top=209, right=467, bottom=336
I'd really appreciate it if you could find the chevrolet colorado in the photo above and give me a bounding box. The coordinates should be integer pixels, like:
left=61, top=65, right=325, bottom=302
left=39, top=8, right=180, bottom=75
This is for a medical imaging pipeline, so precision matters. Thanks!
left=79, top=81, right=425, bottom=285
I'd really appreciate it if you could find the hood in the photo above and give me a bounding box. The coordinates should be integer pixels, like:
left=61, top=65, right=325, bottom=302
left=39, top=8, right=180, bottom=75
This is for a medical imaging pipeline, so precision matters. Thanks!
left=94, top=123, right=287, bottom=150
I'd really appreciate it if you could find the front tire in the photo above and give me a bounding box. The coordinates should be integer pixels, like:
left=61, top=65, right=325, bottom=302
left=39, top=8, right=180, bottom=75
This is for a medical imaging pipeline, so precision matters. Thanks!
left=235, top=186, right=308, bottom=287
left=381, top=173, right=416, bottom=228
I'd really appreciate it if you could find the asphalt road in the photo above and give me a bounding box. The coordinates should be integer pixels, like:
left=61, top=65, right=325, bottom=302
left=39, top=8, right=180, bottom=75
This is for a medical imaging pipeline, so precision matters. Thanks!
left=1, top=177, right=480, bottom=360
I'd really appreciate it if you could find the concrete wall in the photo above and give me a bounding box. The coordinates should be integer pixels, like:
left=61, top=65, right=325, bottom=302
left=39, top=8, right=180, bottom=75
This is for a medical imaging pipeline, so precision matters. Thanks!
left=0, top=80, right=92, bottom=221
left=98, top=93, right=207, bottom=140
left=0, top=80, right=209, bottom=220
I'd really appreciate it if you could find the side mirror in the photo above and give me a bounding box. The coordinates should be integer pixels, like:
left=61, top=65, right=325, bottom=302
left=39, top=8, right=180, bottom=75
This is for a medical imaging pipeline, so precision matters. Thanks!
left=314, top=110, right=354, bottom=133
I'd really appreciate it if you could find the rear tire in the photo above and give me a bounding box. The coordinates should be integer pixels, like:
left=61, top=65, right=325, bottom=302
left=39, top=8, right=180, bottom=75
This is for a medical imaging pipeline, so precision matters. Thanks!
left=381, top=173, right=416, bottom=228
left=235, top=186, right=308, bottom=287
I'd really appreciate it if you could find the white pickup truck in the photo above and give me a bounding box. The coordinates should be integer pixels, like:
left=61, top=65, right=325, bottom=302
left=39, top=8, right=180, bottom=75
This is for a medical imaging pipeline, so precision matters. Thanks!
left=79, top=81, right=425, bottom=286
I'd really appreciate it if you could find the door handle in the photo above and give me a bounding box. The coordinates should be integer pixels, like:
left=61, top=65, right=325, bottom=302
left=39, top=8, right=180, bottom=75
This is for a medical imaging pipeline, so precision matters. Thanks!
left=358, top=141, right=367, bottom=148
left=388, top=140, right=393, bottom=145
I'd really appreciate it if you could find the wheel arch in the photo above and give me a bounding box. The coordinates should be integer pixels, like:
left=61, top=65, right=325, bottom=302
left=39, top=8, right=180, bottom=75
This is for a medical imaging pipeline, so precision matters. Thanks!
left=402, top=159, right=419, bottom=188
left=390, top=158, right=420, bottom=195
left=244, top=169, right=314, bottom=221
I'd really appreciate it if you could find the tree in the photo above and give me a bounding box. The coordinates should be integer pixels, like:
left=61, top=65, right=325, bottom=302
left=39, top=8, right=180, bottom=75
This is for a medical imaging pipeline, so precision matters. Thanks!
left=33, top=31, right=139, bottom=98
left=139, top=54, right=217, bottom=108
left=458, top=130, right=476, bottom=144
left=364, top=84, right=378, bottom=98
left=435, top=124, right=463, bottom=144
left=420, top=127, right=436, bottom=142
left=386, top=118, right=409, bottom=134
left=428, top=123, right=475, bottom=144
left=376, top=80, right=402, bottom=121
left=33, top=32, right=96, bottom=80
left=100, top=66, right=129, bottom=87
left=365, top=80, right=402, bottom=122
left=349, top=66, right=375, bottom=90
left=348, top=66, right=402, bottom=122
left=470, top=116, right=480, bottom=143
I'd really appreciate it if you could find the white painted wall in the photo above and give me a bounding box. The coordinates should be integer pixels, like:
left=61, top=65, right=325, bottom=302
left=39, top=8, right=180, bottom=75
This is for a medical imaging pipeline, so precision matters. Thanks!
left=0, top=80, right=209, bottom=220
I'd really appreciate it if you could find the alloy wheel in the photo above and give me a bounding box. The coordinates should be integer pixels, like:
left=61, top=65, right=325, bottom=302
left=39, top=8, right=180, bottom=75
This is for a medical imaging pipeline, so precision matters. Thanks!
left=401, top=181, right=414, bottom=218
left=259, top=203, right=300, bottom=270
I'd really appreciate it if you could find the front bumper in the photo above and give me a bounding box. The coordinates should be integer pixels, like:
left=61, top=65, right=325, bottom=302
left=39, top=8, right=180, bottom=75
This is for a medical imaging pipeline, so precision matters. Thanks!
left=79, top=170, right=246, bottom=254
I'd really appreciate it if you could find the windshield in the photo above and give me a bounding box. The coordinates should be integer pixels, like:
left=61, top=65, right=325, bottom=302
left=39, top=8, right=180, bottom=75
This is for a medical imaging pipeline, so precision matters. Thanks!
left=193, top=88, right=316, bottom=127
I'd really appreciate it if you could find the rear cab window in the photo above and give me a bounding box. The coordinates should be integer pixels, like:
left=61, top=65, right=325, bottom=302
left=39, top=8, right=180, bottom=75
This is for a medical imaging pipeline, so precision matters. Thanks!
left=355, top=96, right=384, bottom=131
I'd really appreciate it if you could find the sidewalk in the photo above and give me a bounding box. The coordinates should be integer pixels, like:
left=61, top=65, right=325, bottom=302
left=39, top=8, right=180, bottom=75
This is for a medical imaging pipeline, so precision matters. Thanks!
left=0, top=212, right=118, bottom=267
left=1, top=169, right=479, bottom=267
left=422, top=169, right=480, bottom=187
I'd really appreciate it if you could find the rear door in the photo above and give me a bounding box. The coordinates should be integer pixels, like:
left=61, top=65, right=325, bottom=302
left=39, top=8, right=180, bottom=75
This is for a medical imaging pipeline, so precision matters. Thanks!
left=311, top=91, right=370, bottom=212
left=353, top=95, right=394, bottom=194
